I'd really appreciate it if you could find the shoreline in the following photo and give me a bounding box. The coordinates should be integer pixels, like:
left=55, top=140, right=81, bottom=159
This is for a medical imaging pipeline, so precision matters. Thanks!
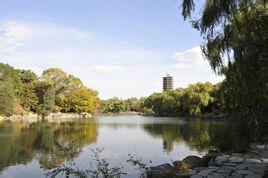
left=0, top=112, right=227, bottom=122
left=147, top=142, right=268, bottom=177
left=0, top=112, right=93, bottom=123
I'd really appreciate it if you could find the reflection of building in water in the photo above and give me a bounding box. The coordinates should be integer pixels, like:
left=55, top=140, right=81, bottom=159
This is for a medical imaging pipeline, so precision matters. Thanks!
left=163, top=74, right=173, bottom=91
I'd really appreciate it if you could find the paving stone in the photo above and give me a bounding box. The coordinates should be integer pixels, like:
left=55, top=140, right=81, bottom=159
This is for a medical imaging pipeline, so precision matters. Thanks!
left=230, top=173, right=243, bottom=178
left=199, top=169, right=213, bottom=174
left=224, top=165, right=238, bottom=170
left=215, top=156, right=229, bottom=164
left=223, top=162, right=238, bottom=167
left=207, top=166, right=219, bottom=170
left=259, top=150, right=268, bottom=156
left=236, top=163, right=248, bottom=170
left=234, top=170, right=254, bottom=175
left=244, top=158, right=262, bottom=163
left=256, top=144, right=265, bottom=149
left=245, top=174, right=263, bottom=178
left=232, top=153, right=244, bottom=157
left=190, top=175, right=203, bottom=178
left=215, top=169, right=230, bottom=174
left=249, top=167, right=265, bottom=174
left=229, top=157, right=244, bottom=163
left=207, top=174, right=226, bottom=178
left=197, top=172, right=209, bottom=177
left=261, top=158, right=268, bottom=163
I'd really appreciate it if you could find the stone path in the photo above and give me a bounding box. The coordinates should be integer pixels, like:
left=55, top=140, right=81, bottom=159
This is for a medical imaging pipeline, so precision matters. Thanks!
left=186, top=143, right=268, bottom=178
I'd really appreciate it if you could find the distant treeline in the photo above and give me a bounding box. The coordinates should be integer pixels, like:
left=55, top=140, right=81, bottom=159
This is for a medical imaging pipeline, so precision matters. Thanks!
left=99, top=82, right=224, bottom=117
left=0, top=63, right=99, bottom=118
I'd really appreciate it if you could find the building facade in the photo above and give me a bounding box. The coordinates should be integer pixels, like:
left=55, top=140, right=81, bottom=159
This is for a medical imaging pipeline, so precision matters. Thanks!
left=163, top=74, right=173, bottom=91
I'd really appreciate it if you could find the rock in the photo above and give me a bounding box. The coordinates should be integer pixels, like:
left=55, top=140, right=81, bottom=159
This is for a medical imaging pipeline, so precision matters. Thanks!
left=173, top=160, right=182, bottom=167
left=193, top=167, right=207, bottom=171
left=179, top=156, right=208, bottom=171
left=150, top=163, right=171, bottom=171
left=147, top=164, right=173, bottom=178
left=175, top=170, right=197, bottom=177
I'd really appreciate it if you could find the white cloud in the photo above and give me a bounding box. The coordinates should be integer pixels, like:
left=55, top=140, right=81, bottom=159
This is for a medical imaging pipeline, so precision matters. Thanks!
left=0, top=22, right=31, bottom=52
left=171, top=46, right=206, bottom=69
left=0, top=21, right=167, bottom=98
left=168, top=46, right=224, bottom=88
left=0, top=21, right=223, bottom=99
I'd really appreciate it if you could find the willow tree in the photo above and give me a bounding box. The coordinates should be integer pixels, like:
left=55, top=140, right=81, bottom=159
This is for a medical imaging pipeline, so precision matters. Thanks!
left=181, top=0, right=267, bottom=130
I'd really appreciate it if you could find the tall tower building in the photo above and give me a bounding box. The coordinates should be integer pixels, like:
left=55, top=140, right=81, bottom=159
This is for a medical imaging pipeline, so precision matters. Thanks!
left=163, top=74, right=173, bottom=91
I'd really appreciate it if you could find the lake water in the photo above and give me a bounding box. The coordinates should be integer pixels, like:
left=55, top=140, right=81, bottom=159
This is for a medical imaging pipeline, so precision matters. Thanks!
left=0, top=115, right=249, bottom=177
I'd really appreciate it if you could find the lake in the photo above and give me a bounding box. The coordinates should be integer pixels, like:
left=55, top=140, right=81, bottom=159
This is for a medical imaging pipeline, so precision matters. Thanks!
left=0, top=115, right=250, bottom=177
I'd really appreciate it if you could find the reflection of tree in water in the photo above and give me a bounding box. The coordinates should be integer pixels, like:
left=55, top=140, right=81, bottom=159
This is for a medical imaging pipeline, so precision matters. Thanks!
left=0, top=120, right=98, bottom=171
left=143, top=119, right=254, bottom=153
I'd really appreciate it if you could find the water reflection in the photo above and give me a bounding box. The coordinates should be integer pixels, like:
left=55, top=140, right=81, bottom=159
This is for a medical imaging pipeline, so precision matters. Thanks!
left=0, top=116, right=256, bottom=177
left=0, top=120, right=98, bottom=171
left=144, top=119, right=254, bottom=153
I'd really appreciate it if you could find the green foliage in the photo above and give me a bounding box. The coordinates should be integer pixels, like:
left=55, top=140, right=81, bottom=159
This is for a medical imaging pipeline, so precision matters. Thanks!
left=0, top=64, right=99, bottom=117
left=0, top=78, right=15, bottom=116
left=100, top=97, right=146, bottom=113
left=35, top=82, right=55, bottom=118
left=62, top=87, right=99, bottom=113
left=100, top=98, right=130, bottom=113
left=181, top=1, right=267, bottom=130
left=143, top=82, right=218, bottom=116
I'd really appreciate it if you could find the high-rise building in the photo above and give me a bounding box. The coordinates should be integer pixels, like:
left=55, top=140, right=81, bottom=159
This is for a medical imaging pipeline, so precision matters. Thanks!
left=163, top=74, right=173, bottom=91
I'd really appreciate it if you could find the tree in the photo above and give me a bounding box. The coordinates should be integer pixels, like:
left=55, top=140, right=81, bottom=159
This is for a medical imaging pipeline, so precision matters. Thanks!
left=181, top=82, right=214, bottom=116
left=18, top=70, right=38, bottom=112
left=62, top=87, right=99, bottom=113
left=40, top=68, right=84, bottom=110
left=180, top=1, right=267, bottom=129
left=0, top=78, right=15, bottom=116
left=35, top=82, right=55, bottom=118
left=100, top=98, right=129, bottom=113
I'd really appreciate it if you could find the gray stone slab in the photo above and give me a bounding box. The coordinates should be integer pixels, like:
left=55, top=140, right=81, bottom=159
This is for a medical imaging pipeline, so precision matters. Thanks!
left=215, top=156, right=229, bottom=164
left=261, top=158, right=268, bottom=163
left=245, top=174, right=263, bottom=178
left=207, top=166, right=219, bottom=170
left=236, top=163, right=248, bottom=170
left=197, top=172, right=210, bottom=177
left=245, top=158, right=262, bottom=163
left=229, top=157, right=244, bottom=163
left=190, top=175, right=203, bottom=178
left=207, top=174, right=226, bottom=178
left=199, top=169, right=213, bottom=174
left=223, top=162, right=238, bottom=167
left=230, top=173, right=243, bottom=178
left=234, top=170, right=254, bottom=175
left=222, top=166, right=237, bottom=171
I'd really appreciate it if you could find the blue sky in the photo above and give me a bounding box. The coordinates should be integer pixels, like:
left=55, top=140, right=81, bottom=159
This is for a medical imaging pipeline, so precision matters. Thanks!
left=0, top=0, right=223, bottom=98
